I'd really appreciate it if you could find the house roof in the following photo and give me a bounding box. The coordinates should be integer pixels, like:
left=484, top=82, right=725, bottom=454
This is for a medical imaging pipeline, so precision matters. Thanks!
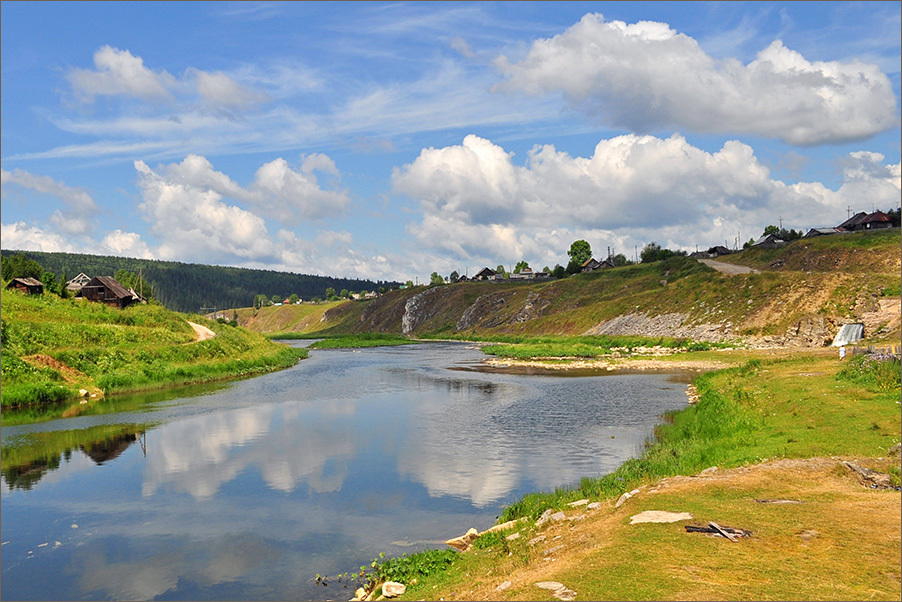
left=752, top=234, right=784, bottom=246
left=474, top=267, right=496, bottom=277
left=79, top=276, right=134, bottom=299
left=861, top=211, right=891, bottom=224
left=837, top=211, right=868, bottom=229
left=8, top=277, right=43, bottom=287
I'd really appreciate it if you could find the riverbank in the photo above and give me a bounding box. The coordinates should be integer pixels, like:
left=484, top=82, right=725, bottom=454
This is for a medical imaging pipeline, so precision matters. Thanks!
left=1, top=291, right=307, bottom=411
left=369, top=349, right=901, bottom=601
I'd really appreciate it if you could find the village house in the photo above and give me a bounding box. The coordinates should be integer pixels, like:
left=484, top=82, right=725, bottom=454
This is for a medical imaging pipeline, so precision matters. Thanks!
left=690, top=246, right=733, bottom=258
left=509, top=267, right=535, bottom=280
left=74, top=276, right=143, bottom=309
left=6, top=277, right=44, bottom=295
left=65, top=272, right=92, bottom=293
left=837, top=210, right=893, bottom=232
left=472, top=267, right=496, bottom=281
left=751, top=233, right=786, bottom=249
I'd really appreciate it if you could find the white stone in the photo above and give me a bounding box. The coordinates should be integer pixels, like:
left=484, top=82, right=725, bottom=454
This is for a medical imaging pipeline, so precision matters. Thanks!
left=495, top=581, right=512, bottom=592
left=444, top=528, right=478, bottom=551
left=615, top=488, right=641, bottom=508
left=567, top=499, right=589, bottom=507
left=381, top=581, right=406, bottom=598
left=629, top=510, right=693, bottom=524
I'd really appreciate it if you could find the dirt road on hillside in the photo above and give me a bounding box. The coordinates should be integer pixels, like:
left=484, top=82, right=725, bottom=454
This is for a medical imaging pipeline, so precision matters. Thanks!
left=697, top=258, right=760, bottom=274
left=187, top=321, right=216, bottom=341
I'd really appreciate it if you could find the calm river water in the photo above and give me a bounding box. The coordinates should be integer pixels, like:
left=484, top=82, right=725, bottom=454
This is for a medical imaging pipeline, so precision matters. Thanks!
left=1, top=342, right=692, bottom=600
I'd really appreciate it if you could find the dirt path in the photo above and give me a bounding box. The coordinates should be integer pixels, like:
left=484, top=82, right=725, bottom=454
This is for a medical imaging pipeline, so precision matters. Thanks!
left=697, top=258, right=760, bottom=274
left=187, top=321, right=216, bottom=342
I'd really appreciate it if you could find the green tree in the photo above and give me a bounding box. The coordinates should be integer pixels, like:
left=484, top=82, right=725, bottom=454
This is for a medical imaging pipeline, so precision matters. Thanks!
left=253, top=294, right=267, bottom=310
left=495, top=265, right=507, bottom=277
left=340, top=289, right=350, bottom=299
left=567, top=240, right=592, bottom=266
left=325, top=287, right=336, bottom=300
left=271, top=294, right=282, bottom=305
left=611, top=253, right=630, bottom=266
left=552, top=264, right=568, bottom=279
left=429, top=272, right=444, bottom=286
left=449, top=270, right=460, bottom=282
left=1, top=253, right=44, bottom=280
left=640, top=242, right=685, bottom=263
left=288, top=293, right=299, bottom=304
left=763, top=224, right=780, bottom=236
left=514, top=260, right=529, bottom=273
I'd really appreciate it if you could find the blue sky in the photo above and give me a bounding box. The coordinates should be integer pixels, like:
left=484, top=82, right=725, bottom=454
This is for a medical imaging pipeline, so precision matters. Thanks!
left=2, top=1, right=900, bottom=283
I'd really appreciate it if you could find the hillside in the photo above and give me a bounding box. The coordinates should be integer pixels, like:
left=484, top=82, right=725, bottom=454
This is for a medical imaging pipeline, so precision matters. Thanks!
left=4, top=249, right=400, bottom=314
left=241, top=229, right=901, bottom=348
left=0, top=291, right=305, bottom=410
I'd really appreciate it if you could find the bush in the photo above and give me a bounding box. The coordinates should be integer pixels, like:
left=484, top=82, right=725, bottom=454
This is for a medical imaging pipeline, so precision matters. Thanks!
left=837, top=353, right=901, bottom=395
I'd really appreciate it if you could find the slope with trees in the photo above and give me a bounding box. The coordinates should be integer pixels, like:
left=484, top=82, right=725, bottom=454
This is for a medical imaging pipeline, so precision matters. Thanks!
left=3, top=250, right=400, bottom=314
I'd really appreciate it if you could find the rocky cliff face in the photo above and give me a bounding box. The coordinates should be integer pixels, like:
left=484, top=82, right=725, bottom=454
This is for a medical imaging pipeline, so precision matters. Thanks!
left=401, top=286, right=449, bottom=335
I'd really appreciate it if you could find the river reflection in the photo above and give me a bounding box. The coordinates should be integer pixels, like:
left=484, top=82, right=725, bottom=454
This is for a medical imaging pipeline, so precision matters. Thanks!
left=1, top=342, right=692, bottom=600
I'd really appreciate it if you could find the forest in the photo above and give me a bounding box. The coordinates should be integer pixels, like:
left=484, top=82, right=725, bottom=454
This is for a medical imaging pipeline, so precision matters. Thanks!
left=2, top=250, right=400, bottom=314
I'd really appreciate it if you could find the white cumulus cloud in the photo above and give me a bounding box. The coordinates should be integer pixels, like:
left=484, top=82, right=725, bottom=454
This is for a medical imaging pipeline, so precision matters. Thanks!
left=67, top=45, right=176, bottom=102
left=494, top=13, right=899, bottom=145
left=394, top=134, right=899, bottom=268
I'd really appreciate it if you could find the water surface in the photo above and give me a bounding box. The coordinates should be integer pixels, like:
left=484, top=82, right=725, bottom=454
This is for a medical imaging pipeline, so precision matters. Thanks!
left=1, top=342, right=692, bottom=600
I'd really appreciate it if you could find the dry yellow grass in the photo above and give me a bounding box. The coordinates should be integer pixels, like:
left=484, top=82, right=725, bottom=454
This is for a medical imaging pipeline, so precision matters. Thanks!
left=421, top=457, right=901, bottom=601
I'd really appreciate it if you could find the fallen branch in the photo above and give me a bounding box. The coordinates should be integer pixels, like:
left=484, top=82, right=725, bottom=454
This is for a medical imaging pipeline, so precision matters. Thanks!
left=685, top=524, right=751, bottom=539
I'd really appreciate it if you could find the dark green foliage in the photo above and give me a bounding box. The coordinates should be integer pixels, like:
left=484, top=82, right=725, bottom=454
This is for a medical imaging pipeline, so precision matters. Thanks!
left=371, top=549, right=458, bottom=584
left=6, top=250, right=399, bottom=313
left=640, top=242, right=687, bottom=263
left=1, top=253, right=44, bottom=280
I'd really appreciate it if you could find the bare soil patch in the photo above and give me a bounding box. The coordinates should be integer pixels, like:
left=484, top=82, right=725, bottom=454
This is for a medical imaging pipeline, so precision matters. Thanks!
left=187, top=321, right=216, bottom=341
left=23, top=354, right=89, bottom=384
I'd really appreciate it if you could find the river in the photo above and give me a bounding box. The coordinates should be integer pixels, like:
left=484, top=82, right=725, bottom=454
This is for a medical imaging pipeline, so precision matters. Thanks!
left=1, top=342, right=693, bottom=600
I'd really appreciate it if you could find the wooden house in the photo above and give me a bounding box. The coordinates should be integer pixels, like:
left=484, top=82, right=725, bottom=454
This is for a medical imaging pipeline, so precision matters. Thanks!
left=580, top=258, right=602, bottom=272
left=751, top=234, right=785, bottom=249
left=65, top=272, right=92, bottom=293
left=74, top=276, right=138, bottom=309
left=836, top=211, right=892, bottom=232
left=6, top=277, right=44, bottom=295
left=473, top=267, right=496, bottom=281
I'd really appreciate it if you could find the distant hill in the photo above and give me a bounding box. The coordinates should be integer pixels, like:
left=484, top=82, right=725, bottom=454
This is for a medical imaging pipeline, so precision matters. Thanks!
left=250, top=229, right=901, bottom=348
left=2, top=250, right=400, bottom=314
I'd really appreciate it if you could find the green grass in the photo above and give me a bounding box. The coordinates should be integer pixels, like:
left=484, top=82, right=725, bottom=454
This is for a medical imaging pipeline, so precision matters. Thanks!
left=308, top=333, right=418, bottom=349
left=1, top=290, right=307, bottom=408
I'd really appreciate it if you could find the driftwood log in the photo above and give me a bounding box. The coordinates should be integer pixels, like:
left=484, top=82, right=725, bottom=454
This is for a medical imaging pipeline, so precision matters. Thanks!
left=685, top=523, right=751, bottom=540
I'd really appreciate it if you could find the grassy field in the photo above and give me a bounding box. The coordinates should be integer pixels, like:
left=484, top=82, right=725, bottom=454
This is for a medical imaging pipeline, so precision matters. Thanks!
left=356, top=349, right=901, bottom=601
left=1, top=290, right=306, bottom=408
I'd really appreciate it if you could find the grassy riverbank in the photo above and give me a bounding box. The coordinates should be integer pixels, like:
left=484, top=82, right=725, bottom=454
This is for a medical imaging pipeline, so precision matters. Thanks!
left=1, top=290, right=306, bottom=408
left=269, top=332, right=418, bottom=348
left=368, top=349, right=900, bottom=601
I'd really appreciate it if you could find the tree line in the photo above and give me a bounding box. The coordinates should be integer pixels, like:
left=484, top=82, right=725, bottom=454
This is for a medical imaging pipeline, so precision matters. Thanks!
left=2, top=250, right=400, bottom=314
